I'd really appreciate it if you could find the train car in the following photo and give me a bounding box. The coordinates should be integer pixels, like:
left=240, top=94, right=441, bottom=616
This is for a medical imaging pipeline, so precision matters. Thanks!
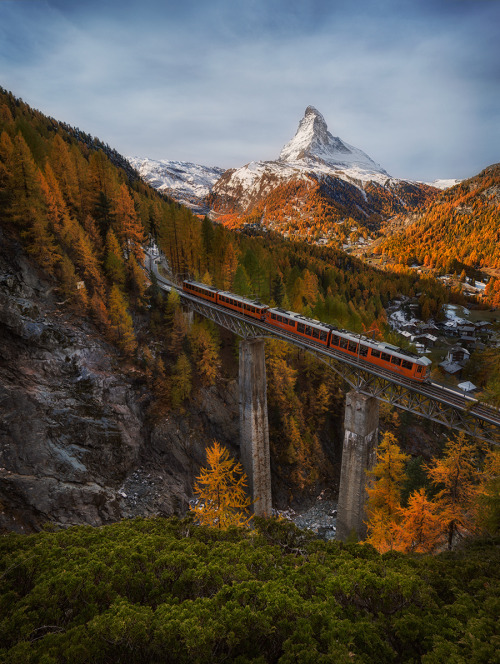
left=182, top=280, right=219, bottom=303
left=183, top=280, right=432, bottom=382
left=328, top=330, right=431, bottom=381
left=216, top=291, right=268, bottom=320
left=265, top=308, right=331, bottom=346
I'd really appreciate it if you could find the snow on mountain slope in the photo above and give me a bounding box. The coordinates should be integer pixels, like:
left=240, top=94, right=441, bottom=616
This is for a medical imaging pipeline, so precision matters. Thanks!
left=424, top=178, right=462, bottom=190
left=128, top=157, right=225, bottom=211
left=129, top=107, right=442, bottom=229
left=279, top=106, right=388, bottom=176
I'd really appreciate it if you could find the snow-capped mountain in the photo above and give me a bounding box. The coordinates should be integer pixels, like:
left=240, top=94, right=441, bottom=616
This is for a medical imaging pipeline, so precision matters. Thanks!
left=128, top=157, right=225, bottom=213
left=208, top=107, right=440, bottom=230
left=424, top=178, right=462, bottom=190
left=279, top=106, right=388, bottom=176
left=129, top=107, right=449, bottom=239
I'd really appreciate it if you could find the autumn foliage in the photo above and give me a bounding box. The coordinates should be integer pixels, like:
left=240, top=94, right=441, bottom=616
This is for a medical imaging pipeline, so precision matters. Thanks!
left=365, top=431, right=499, bottom=553
left=190, top=441, right=252, bottom=529
left=378, top=164, right=500, bottom=305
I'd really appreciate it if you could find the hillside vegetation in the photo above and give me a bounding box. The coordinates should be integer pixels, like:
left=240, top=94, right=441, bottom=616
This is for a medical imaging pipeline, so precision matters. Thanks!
left=209, top=172, right=438, bottom=244
left=377, top=164, right=500, bottom=305
left=0, top=517, right=499, bottom=663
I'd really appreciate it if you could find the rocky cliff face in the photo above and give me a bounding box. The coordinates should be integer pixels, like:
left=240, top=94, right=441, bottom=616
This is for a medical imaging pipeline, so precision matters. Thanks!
left=0, top=229, right=239, bottom=532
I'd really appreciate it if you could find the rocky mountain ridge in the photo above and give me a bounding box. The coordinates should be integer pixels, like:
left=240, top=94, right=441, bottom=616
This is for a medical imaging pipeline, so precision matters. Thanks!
left=278, top=106, right=388, bottom=175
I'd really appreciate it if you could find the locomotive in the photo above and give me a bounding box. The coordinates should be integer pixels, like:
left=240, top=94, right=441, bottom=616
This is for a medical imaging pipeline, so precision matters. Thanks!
left=182, top=279, right=432, bottom=382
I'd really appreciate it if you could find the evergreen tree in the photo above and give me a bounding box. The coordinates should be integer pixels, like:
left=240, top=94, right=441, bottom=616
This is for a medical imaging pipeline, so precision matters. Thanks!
left=107, top=284, right=136, bottom=355
left=189, top=322, right=220, bottom=385
left=104, top=228, right=126, bottom=286
left=126, top=253, right=147, bottom=308
left=190, top=441, right=252, bottom=529
left=233, top=264, right=251, bottom=296
left=427, top=433, right=480, bottom=549
left=113, top=183, right=145, bottom=262
left=365, top=432, right=409, bottom=553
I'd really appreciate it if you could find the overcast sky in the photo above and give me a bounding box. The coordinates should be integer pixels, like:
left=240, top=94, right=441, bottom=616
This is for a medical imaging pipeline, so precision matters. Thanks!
left=0, top=0, right=498, bottom=181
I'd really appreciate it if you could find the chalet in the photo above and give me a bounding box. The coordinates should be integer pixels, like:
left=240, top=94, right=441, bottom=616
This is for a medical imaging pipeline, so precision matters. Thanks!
left=411, top=333, right=438, bottom=347
left=457, top=325, right=476, bottom=336
left=439, top=345, right=470, bottom=377
left=446, top=345, right=470, bottom=364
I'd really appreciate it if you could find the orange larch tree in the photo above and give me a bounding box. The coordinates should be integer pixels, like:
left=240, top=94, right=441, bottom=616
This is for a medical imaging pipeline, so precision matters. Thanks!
left=396, top=488, right=444, bottom=554
left=365, top=432, right=409, bottom=553
left=427, top=432, right=481, bottom=550
left=190, top=441, right=252, bottom=529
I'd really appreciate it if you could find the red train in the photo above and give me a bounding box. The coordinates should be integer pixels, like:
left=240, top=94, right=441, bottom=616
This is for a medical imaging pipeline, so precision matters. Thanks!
left=182, top=280, right=432, bottom=382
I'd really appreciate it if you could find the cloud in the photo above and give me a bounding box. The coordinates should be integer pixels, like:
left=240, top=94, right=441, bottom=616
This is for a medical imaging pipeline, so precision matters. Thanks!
left=0, top=0, right=498, bottom=180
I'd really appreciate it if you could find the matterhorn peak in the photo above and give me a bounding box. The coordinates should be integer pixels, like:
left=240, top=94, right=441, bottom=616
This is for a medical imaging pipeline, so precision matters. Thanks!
left=278, top=106, right=388, bottom=176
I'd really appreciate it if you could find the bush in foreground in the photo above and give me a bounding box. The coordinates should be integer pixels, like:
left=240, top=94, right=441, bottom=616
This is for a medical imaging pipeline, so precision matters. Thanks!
left=0, top=517, right=498, bottom=663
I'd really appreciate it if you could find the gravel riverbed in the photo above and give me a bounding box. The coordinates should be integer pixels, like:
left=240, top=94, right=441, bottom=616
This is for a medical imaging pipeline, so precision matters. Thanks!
left=275, top=491, right=338, bottom=541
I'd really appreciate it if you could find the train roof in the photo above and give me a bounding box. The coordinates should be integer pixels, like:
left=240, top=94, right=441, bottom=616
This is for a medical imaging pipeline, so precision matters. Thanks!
left=184, top=279, right=219, bottom=293
left=269, top=308, right=331, bottom=331
left=186, top=284, right=430, bottom=367
left=329, top=328, right=431, bottom=365
left=217, top=290, right=267, bottom=308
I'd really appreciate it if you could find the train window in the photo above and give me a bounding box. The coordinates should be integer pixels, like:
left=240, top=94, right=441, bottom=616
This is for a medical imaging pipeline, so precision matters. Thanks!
left=271, top=313, right=276, bottom=320
left=305, top=326, right=312, bottom=336
left=277, top=315, right=283, bottom=323
left=371, top=349, right=381, bottom=358
left=402, top=360, right=413, bottom=369
left=359, top=345, right=368, bottom=356
left=381, top=352, right=391, bottom=362
left=312, top=328, right=320, bottom=339
left=331, top=335, right=339, bottom=346
left=390, top=356, right=402, bottom=366
left=416, top=365, right=423, bottom=373
left=287, top=320, right=295, bottom=328
left=297, top=323, right=305, bottom=334
left=339, top=338, right=349, bottom=349
left=319, top=330, right=327, bottom=342
left=348, top=341, right=358, bottom=353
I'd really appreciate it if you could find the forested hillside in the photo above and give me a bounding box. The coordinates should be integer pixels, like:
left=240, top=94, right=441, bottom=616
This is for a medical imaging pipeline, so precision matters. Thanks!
left=1, top=87, right=499, bottom=664
left=377, top=164, right=500, bottom=305
left=209, top=171, right=438, bottom=243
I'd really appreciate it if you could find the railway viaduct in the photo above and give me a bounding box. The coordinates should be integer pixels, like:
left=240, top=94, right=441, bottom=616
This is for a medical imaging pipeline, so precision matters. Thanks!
left=148, top=252, right=500, bottom=540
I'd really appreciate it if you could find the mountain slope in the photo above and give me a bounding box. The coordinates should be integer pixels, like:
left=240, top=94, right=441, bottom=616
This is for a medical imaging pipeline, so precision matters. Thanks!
left=128, top=157, right=225, bottom=213
left=378, top=163, right=500, bottom=272
left=127, top=107, right=440, bottom=239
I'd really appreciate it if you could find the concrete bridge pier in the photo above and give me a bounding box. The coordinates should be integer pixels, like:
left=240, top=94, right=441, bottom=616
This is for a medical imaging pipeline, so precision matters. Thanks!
left=239, top=338, right=272, bottom=516
left=336, top=390, right=379, bottom=541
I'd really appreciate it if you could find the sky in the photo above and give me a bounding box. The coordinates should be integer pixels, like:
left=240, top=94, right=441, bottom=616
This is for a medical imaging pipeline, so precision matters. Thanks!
left=0, top=0, right=498, bottom=181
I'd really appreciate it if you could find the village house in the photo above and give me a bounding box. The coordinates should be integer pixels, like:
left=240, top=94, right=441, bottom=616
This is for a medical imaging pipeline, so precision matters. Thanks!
left=438, top=345, right=471, bottom=377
